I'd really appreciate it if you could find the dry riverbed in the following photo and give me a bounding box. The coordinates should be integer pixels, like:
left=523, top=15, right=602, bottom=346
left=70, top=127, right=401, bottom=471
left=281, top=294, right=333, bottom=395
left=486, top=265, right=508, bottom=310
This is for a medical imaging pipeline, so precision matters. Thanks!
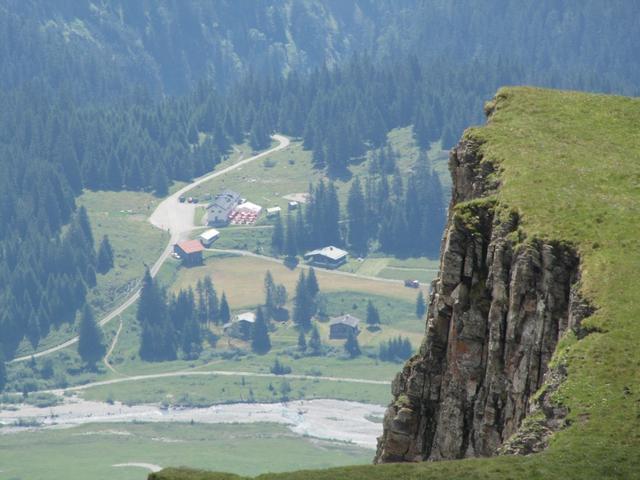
left=0, top=397, right=385, bottom=449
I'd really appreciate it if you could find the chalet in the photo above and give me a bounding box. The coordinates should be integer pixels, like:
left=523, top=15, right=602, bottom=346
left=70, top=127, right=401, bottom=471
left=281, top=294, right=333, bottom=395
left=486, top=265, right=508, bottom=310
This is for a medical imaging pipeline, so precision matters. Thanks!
left=223, top=312, right=256, bottom=340
left=174, top=239, right=204, bottom=266
left=329, top=314, right=361, bottom=339
left=199, top=228, right=220, bottom=247
left=303, top=246, right=348, bottom=269
left=206, top=190, right=241, bottom=226
left=266, top=207, right=281, bottom=217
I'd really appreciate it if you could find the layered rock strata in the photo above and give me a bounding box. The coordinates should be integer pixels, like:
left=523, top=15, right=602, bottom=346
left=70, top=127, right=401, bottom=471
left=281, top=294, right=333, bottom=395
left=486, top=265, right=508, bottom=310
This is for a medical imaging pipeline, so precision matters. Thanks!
left=375, top=137, right=591, bottom=463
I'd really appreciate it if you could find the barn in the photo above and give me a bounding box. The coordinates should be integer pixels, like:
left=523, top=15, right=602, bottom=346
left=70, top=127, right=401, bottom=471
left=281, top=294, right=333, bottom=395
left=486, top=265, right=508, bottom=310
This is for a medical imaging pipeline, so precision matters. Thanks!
left=174, top=239, right=204, bottom=266
left=303, top=246, right=348, bottom=269
left=329, top=314, right=361, bottom=339
left=223, top=312, right=256, bottom=340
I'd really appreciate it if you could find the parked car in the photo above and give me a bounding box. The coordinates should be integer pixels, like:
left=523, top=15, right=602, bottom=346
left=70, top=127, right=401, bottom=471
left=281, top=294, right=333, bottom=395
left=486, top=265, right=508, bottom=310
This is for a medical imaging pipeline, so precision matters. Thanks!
left=404, top=279, right=420, bottom=288
left=187, top=197, right=193, bottom=203
left=192, top=197, right=199, bottom=203
left=179, top=195, right=186, bottom=203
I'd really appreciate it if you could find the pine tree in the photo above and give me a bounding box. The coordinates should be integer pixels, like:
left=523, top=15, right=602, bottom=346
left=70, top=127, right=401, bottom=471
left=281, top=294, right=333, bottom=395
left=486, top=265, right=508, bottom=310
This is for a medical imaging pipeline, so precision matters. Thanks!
left=264, top=271, right=276, bottom=316
left=344, top=329, right=361, bottom=358
left=77, top=304, right=106, bottom=368
left=305, top=267, right=319, bottom=316
left=0, top=346, right=6, bottom=392
left=293, top=271, right=312, bottom=330
left=274, top=284, right=288, bottom=312
left=138, top=269, right=175, bottom=361
left=325, top=182, right=342, bottom=245
left=308, top=323, right=322, bottom=356
left=181, top=315, right=202, bottom=360
left=366, top=300, right=381, bottom=327
left=152, top=164, right=169, bottom=197
left=295, top=207, right=307, bottom=252
left=97, top=235, right=114, bottom=274
left=251, top=307, right=271, bottom=354
left=203, top=276, right=218, bottom=324
left=416, top=290, right=427, bottom=318
left=219, top=292, right=231, bottom=325
left=347, top=177, right=368, bottom=255
left=271, top=215, right=284, bottom=255
left=297, top=330, right=307, bottom=352
left=77, top=206, right=94, bottom=247
left=284, top=213, right=298, bottom=258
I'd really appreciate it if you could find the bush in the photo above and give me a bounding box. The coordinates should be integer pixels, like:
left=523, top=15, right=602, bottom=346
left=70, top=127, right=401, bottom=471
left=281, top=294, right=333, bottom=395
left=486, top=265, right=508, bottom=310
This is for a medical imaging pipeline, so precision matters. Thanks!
left=25, top=392, right=61, bottom=408
left=270, top=358, right=292, bottom=375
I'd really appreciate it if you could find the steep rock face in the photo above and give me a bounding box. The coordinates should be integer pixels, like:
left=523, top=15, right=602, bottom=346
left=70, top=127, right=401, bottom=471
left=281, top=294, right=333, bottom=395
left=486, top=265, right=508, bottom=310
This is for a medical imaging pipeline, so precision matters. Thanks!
left=375, top=138, right=589, bottom=463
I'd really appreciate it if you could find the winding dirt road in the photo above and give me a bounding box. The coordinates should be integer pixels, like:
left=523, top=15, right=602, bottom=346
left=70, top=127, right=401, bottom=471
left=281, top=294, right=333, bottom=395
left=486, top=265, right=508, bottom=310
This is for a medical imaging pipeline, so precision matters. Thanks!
left=11, top=135, right=290, bottom=363
left=42, top=369, right=389, bottom=395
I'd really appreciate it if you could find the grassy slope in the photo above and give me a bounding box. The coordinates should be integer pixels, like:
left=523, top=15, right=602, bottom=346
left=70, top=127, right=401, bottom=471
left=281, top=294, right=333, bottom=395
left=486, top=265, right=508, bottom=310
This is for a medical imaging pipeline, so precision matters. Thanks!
left=0, top=423, right=372, bottom=480
left=157, top=88, right=640, bottom=479
left=167, top=254, right=426, bottom=305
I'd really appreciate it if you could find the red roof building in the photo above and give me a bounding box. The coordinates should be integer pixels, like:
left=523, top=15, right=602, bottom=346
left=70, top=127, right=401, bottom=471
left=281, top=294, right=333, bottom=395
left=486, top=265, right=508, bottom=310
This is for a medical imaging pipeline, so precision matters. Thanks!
left=174, top=239, right=204, bottom=266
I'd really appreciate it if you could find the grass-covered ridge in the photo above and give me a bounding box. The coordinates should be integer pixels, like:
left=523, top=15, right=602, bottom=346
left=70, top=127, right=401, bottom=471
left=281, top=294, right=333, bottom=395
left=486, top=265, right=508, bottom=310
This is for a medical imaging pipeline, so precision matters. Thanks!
left=152, top=87, right=640, bottom=479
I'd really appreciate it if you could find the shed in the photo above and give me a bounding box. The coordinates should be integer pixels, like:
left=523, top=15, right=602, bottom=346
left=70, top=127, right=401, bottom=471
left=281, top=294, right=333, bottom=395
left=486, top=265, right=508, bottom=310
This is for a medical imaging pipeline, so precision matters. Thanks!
left=223, top=312, right=256, bottom=340
left=199, top=228, right=220, bottom=247
left=329, top=314, right=361, bottom=339
left=303, top=246, right=348, bottom=269
left=174, top=240, right=204, bottom=266
left=266, top=206, right=282, bottom=217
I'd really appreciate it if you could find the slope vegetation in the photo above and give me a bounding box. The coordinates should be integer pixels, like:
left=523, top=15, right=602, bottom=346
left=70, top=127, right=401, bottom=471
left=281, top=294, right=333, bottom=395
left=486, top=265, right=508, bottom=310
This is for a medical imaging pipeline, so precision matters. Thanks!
left=153, top=88, right=640, bottom=479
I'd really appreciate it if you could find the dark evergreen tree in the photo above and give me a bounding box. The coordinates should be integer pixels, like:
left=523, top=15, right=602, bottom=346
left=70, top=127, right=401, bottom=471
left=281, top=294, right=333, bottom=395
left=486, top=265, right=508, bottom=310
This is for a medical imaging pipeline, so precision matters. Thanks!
left=203, top=275, right=219, bottom=324
left=379, top=336, right=413, bottom=362
left=137, top=269, right=175, bottom=361
left=366, top=300, right=381, bottom=327
left=344, top=329, right=361, bottom=358
left=0, top=347, right=6, bottom=392
left=274, top=284, right=288, bottom=313
left=77, top=304, right=106, bottom=368
left=271, top=215, right=284, bottom=255
left=251, top=307, right=271, bottom=354
left=283, top=214, right=298, bottom=259
left=416, top=290, right=427, bottom=318
left=264, top=271, right=276, bottom=317
left=181, top=315, right=203, bottom=359
left=293, top=271, right=312, bottom=330
left=347, top=176, right=368, bottom=255
left=219, top=292, right=231, bottom=325
left=306, top=267, right=319, bottom=299
left=297, top=330, right=307, bottom=352
left=308, top=323, right=322, bottom=356
left=96, top=235, right=114, bottom=274
left=152, top=164, right=169, bottom=197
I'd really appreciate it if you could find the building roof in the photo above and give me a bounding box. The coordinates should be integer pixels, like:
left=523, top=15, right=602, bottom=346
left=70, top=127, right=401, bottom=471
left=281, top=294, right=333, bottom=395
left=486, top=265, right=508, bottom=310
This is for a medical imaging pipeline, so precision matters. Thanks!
left=207, top=190, right=241, bottom=213
left=236, top=201, right=262, bottom=214
left=267, top=206, right=281, bottom=214
left=329, top=314, right=361, bottom=328
left=176, top=239, right=205, bottom=254
left=304, top=246, right=348, bottom=261
left=199, top=228, right=220, bottom=241
left=235, top=312, right=256, bottom=323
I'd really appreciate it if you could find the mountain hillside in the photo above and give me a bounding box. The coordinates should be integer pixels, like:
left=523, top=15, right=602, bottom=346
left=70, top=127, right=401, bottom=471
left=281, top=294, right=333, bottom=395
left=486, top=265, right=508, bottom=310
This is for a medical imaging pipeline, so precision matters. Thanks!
left=151, top=87, right=640, bottom=479
left=3, top=1, right=639, bottom=96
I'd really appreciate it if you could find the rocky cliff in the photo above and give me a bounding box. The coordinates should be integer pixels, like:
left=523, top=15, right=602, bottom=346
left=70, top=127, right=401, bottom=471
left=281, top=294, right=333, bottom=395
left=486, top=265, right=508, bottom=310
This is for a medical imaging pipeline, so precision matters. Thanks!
left=375, top=131, right=593, bottom=463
